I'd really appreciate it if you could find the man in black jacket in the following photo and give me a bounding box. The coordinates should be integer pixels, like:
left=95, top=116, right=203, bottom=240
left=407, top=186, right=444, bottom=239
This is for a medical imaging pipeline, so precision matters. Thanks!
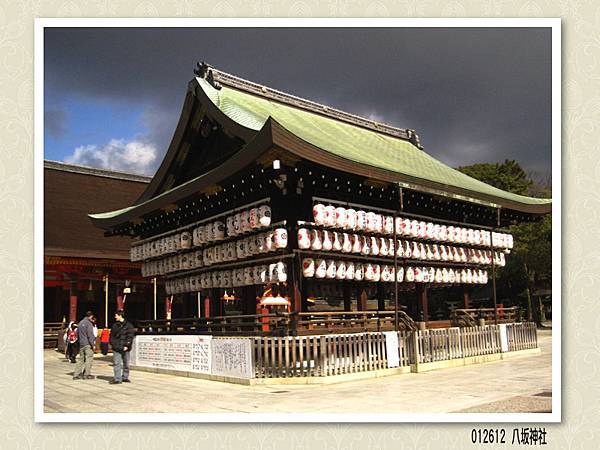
left=109, top=310, right=135, bottom=384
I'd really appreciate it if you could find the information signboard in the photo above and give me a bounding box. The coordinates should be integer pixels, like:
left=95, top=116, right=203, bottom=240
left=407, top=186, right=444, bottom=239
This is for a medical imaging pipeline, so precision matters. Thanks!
left=132, top=335, right=212, bottom=374
left=384, top=331, right=400, bottom=368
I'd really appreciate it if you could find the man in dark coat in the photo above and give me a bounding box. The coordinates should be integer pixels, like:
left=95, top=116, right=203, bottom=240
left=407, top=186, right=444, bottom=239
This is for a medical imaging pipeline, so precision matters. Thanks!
left=109, top=309, right=135, bottom=384
left=73, top=311, right=97, bottom=380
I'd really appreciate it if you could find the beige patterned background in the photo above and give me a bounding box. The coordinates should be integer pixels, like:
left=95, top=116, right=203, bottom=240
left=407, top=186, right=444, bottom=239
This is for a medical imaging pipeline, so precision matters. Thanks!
left=0, top=0, right=594, bottom=448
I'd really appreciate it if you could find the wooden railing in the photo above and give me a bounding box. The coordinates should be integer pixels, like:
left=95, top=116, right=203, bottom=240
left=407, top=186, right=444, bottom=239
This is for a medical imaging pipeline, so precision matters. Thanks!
left=294, top=310, right=417, bottom=335
left=251, top=322, right=538, bottom=378
left=44, top=322, right=64, bottom=349
left=414, top=326, right=502, bottom=363
left=253, top=332, right=414, bottom=378
left=506, top=322, right=538, bottom=351
left=136, top=313, right=291, bottom=336
left=450, top=307, right=522, bottom=327
left=137, top=310, right=418, bottom=337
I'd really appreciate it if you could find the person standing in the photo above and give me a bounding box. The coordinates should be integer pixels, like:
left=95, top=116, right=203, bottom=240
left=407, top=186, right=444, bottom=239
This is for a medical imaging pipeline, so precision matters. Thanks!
left=109, top=310, right=135, bottom=384
left=72, top=311, right=96, bottom=380
left=65, top=323, right=79, bottom=363
left=99, top=327, right=110, bottom=355
left=63, top=321, right=74, bottom=361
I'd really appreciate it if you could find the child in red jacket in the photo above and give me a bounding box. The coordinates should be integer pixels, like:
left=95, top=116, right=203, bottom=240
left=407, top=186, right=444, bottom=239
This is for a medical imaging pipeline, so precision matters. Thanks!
left=100, top=328, right=110, bottom=355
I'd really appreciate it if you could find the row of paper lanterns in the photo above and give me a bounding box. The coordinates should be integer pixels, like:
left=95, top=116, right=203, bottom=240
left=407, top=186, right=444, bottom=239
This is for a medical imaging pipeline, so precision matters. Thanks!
left=141, top=228, right=288, bottom=277
left=302, top=258, right=489, bottom=284
left=164, top=262, right=288, bottom=294
left=141, top=233, right=507, bottom=279
left=312, top=204, right=513, bottom=249
left=299, top=228, right=506, bottom=266
left=130, top=204, right=272, bottom=262
left=162, top=261, right=489, bottom=294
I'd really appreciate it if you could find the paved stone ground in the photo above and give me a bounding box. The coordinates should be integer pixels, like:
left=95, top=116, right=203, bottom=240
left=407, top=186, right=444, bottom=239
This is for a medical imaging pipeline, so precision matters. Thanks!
left=44, top=330, right=552, bottom=414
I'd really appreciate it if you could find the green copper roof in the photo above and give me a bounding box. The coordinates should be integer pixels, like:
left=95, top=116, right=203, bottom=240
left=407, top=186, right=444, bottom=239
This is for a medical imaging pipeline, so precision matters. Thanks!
left=199, top=78, right=551, bottom=207
left=89, top=77, right=551, bottom=226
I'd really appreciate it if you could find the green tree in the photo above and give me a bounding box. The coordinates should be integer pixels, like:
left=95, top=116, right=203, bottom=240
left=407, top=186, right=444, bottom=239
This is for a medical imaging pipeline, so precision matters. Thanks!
left=458, top=160, right=552, bottom=325
left=457, top=159, right=533, bottom=195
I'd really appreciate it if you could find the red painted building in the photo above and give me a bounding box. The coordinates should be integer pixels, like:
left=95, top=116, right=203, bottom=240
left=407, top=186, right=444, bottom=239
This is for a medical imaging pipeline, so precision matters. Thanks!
left=44, top=160, right=163, bottom=327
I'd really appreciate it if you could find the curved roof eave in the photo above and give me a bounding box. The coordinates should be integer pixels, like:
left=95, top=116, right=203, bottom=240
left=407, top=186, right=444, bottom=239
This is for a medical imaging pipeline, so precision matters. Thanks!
left=195, top=77, right=550, bottom=214
left=90, top=77, right=551, bottom=230
left=267, top=119, right=552, bottom=215
left=136, top=80, right=258, bottom=204
left=88, top=119, right=276, bottom=230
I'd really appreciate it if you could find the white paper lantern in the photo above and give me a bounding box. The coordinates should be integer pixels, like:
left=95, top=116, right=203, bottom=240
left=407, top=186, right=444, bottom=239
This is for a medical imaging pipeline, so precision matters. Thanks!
left=258, top=205, right=271, bottom=227
left=370, top=236, right=380, bottom=256
left=418, top=221, right=427, bottom=238
left=276, top=262, right=288, bottom=282
left=315, top=259, right=327, bottom=279
left=332, top=232, right=343, bottom=251
left=322, top=230, right=333, bottom=251
left=356, top=210, right=367, bottom=231
left=375, top=214, right=384, bottom=233
left=342, top=233, right=352, bottom=253
left=326, top=260, right=337, bottom=279
left=448, top=269, right=455, bottom=283
left=248, top=208, right=259, bottom=229
left=395, top=217, right=403, bottom=235
left=335, top=207, right=348, bottom=228
left=396, top=239, right=404, bottom=257
left=426, top=222, right=435, bottom=240
left=298, top=228, right=311, bottom=249
left=440, top=225, right=448, bottom=241
left=213, top=221, right=225, bottom=240
left=336, top=261, right=346, bottom=279
left=354, top=263, right=364, bottom=281
left=396, top=266, right=404, bottom=282
left=404, top=241, right=412, bottom=258
left=311, top=229, right=323, bottom=251
left=407, top=220, right=417, bottom=238
left=346, top=209, right=357, bottom=230
left=352, top=234, right=362, bottom=253
left=364, top=263, right=375, bottom=281
left=412, top=242, right=422, bottom=259
left=361, top=235, right=370, bottom=256
left=402, top=218, right=411, bottom=236
left=302, top=258, right=315, bottom=277
left=345, top=261, right=355, bottom=280
left=313, top=203, right=326, bottom=225
left=324, top=205, right=336, bottom=227
left=226, top=215, right=235, bottom=237
left=383, top=216, right=394, bottom=235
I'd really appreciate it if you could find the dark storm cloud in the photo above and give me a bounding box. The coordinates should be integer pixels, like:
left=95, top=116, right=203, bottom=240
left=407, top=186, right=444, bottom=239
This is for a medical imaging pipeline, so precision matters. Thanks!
left=44, top=27, right=552, bottom=174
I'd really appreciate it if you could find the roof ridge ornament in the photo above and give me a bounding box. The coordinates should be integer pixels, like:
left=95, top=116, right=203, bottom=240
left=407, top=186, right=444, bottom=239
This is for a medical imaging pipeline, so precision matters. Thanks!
left=196, top=62, right=424, bottom=149
left=407, top=129, right=422, bottom=148
left=194, top=61, right=221, bottom=90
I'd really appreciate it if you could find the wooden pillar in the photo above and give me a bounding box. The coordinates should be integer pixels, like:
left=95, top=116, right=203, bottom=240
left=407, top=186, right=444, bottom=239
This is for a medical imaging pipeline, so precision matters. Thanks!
left=214, top=289, right=224, bottom=316
left=418, top=285, right=429, bottom=322
left=377, top=284, right=386, bottom=311
left=242, top=287, right=256, bottom=315
left=53, top=286, right=62, bottom=322
left=165, top=296, right=172, bottom=320
left=343, top=283, right=351, bottom=312
left=358, top=288, right=368, bottom=311
left=116, top=294, right=124, bottom=311
left=292, top=282, right=302, bottom=314
left=463, top=286, right=470, bottom=309
left=204, top=295, right=211, bottom=318
left=69, top=295, right=77, bottom=323
left=69, top=278, right=78, bottom=322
